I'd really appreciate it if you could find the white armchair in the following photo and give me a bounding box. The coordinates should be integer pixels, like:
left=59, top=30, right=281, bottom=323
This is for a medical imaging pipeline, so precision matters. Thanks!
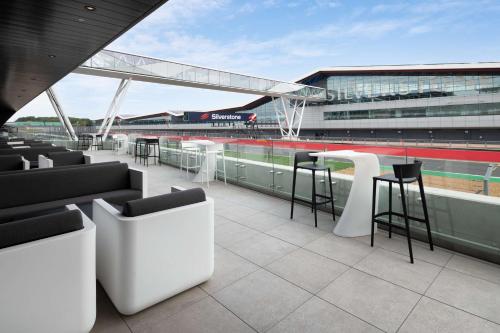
left=92, top=189, right=214, bottom=315
left=0, top=204, right=96, bottom=333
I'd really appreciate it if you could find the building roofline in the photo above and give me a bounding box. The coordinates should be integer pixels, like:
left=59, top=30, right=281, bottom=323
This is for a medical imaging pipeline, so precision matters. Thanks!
left=217, top=61, right=500, bottom=113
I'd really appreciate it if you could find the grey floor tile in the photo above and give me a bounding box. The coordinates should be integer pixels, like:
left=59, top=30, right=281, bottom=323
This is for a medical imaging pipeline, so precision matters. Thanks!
left=304, top=234, right=375, bottom=266
left=214, top=221, right=260, bottom=247
left=426, top=268, right=500, bottom=324
left=446, top=254, right=500, bottom=285
left=91, top=284, right=130, bottom=333
left=229, top=193, right=289, bottom=211
left=123, top=287, right=208, bottom=332
left=214, top=214, right=233, bottom=226
left=268, top=201, right=309, bottom=219
left=201, top=246, right=259, bottom=294
left=399, top=296, right=500, bottom=333
left=138, top=296, right=254, bottom=333
left=293, top=210, right=336, bottom=232
left=266, top=248, right=349, bottom=293
left=266, top=222, right=327, bottom=247
left=268, top=297, right=382, bottom=333
left=226, top=232, right=298, bottom=266
left=217, top=204, right=261, bottom=221
left=214, top=269, right=311, bottom=332
left=354, top=248, right=442, bottom=293
left=356, top=232, right=452, bottom=267
left=319, top=269, right=420, bottom=333
left=237, top=211, right=290, bottom=232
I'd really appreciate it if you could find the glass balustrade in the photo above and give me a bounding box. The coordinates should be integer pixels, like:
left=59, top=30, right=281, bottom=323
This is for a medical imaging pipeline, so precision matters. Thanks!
left=11, top=126, right=500, bottom=262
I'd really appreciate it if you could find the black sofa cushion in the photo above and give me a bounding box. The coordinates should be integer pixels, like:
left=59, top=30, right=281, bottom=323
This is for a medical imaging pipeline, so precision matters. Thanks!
left=0, top=161, right=119, bottom=176
left=0, top=189, right=142, bottom=223
left=0, top=155, right=23, bottom=171
left=0, top=163, right=131, bottom=209
left=123, top=188, right=206, bottom=217
left=0, top=209, right=84, bottom=249
left=0, top=146, right=67, bottom=162
left=47, top=151, right=85, bottom=166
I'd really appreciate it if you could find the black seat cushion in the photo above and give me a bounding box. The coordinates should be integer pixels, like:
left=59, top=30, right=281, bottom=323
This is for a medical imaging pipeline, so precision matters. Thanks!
left=0, top=161, right=119, bottom=176
left=0, top=163, right=131, bottom=209
left=297, top=162, right=328, bottom=171
left=0, top=146, right=67, bottom=162
left=0, top=209, right=84, bottom=249
left=47, top=151, right=85, bottom=166
left=0, top=189, right=142, bottom=223
left=0, top=155, right=23, bottom=171
left=374, top=173, right=417, bottom=183
left=123, top=188, right=206, bottom=217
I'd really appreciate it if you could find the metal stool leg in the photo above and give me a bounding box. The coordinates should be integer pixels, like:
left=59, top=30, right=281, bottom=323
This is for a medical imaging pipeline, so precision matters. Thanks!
left=312, top=169, right=317, bottom=228
left=388, top=182, right=393, bottom=238
left=418, top=176, right=434, bottom=251
left=222, top=150, right=227, bottom=185
left=328, top=168, right=335, bottom=221
left=399, top=180, right=414, bottom=264
left=371, top=178, right=377, bottom=247
left=290, top=166, right=297, bottom=219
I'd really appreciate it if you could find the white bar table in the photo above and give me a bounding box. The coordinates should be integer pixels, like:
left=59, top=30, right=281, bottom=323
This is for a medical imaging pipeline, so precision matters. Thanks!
left=186, top=140, right=217, bottom=183
left=310, top=150, right=380, bottom=237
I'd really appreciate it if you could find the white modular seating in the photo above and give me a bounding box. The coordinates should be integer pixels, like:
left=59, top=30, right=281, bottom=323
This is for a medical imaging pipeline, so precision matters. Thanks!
left=38, top=153, right=92, bottom=168
left=92, top=191, right=214, bottom=315
left=21, top=157, right=29, bottom=169
left=0, top=205, right=96, bottom=333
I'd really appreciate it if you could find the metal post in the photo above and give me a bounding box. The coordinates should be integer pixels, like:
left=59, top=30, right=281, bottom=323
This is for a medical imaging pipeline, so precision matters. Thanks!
left=102, top=78, right=131, bottom=141
left=483, top=164, right=498, bottom=195
left=46, top=87, right=77, bottom=141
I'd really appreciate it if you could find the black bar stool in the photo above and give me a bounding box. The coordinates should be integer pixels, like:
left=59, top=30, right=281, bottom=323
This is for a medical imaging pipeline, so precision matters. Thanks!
left=134, top=138, right=147, bottom=163
left=371, top=160, right=433, bottom=263
left=91, top=134, right=104, bottom=151
left=290, top=151, right=335, bottom=228
left=77, top=134, right=92, bottom=150
left=143, top=138, right=160, bottom=166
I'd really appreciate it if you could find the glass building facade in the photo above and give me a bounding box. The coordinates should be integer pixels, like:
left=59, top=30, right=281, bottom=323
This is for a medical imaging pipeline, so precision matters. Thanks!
left=238, top=68, right=500, bottom=126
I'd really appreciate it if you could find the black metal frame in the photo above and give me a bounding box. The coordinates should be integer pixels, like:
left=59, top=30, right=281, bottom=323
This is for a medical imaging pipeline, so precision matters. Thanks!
left=290, top=152, right=335, bottom=228
left=91, top=134, right=104, bottom=151
left=371, top=165, right=433, bottom=264
left=135, top=138, right=159, bottom=166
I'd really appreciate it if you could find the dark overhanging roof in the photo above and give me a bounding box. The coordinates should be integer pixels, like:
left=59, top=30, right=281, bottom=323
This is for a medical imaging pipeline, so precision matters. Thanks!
left=0, top=0, right=169, bottom=125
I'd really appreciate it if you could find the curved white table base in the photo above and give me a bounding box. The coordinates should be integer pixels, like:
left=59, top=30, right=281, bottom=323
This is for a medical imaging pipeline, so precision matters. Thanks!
left=311, top=150, right=380, bottom=237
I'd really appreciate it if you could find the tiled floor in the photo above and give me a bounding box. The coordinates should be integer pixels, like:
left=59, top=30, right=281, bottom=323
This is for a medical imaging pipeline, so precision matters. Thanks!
left=89, top=151, right=500, bottom=333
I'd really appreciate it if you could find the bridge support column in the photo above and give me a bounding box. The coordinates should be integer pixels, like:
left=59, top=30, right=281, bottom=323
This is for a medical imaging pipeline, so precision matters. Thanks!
left=46, top=87, right=77, bottom=141
left=272, top=97, right=307, bottom=139
left=99, top=78, right=131, bottom=141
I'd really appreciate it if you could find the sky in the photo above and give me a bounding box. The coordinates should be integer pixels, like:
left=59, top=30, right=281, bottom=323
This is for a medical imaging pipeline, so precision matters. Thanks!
left=11, top=0, right=500, bottom=121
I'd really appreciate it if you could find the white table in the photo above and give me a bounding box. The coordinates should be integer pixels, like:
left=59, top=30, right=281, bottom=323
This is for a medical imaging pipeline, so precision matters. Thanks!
left=310, top=150, right=380, bottom=237
left=185, top=140, right=217, bottom=183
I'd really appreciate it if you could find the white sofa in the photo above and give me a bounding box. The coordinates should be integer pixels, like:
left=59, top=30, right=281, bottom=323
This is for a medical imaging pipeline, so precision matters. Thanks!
left=0, top=204, right=96, bottom=333
left=92, top=188, right=214, bottom=315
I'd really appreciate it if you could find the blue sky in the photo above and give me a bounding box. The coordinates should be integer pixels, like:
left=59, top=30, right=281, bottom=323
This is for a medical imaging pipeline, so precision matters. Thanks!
left=12, top=0, right=500, bottom=121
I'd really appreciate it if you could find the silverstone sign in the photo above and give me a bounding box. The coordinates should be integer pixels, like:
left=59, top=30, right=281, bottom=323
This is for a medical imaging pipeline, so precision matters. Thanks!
left=185, top=112, right=256, bottom=123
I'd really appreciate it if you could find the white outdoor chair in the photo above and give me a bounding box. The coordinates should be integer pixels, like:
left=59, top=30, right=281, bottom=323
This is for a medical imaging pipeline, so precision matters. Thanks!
left=200, top=143, right=227, bottom=187
left=92, top=187, right=214, bottom=315
left=0, top=205, right=96, bottom=333
left=180, top=141, right=201, bottom=176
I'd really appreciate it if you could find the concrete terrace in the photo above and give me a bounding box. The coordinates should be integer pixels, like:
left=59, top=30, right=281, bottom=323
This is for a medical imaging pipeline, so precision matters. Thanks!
left=88, top=150, right=500, bottom=333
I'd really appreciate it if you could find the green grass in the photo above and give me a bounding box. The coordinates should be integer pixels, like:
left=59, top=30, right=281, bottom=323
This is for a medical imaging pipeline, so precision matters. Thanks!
left=226, top=150, right=500, bottom=183
left=224, top=150, right=353, bottom=171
